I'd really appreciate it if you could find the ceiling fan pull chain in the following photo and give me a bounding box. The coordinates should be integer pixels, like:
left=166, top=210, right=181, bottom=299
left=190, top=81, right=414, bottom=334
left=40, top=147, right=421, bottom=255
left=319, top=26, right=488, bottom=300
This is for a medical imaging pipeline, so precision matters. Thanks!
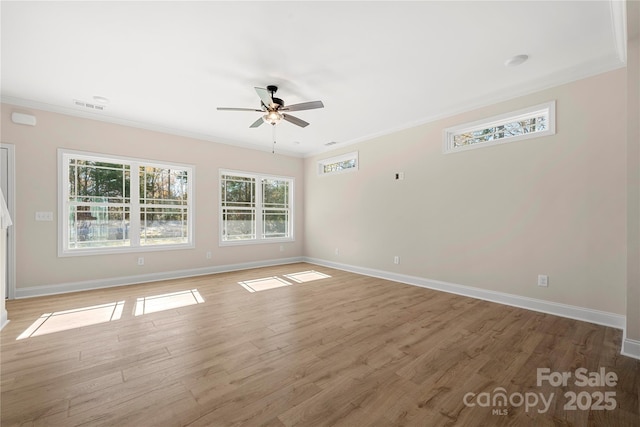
left=272, top=124, right=276, bottom=154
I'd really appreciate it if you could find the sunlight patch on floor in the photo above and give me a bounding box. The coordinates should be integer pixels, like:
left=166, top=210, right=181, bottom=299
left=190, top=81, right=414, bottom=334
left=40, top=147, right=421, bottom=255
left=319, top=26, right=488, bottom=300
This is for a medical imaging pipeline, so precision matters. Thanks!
left=283, top=270, right=331, bottom=283
left=134, top=289, right=205, bottom=316
left=17, top=301, right=125, bottom=340
left=239, top=276, right=293, bottom=293
left=238, top=271, right=331, bottom=292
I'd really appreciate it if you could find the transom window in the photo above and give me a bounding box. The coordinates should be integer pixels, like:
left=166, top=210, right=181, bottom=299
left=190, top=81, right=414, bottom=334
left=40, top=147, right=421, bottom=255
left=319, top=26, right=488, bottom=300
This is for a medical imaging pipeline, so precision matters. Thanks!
left=317, top=151, right=358, bottom=176
left=443, top=101, right=556, bottom=153
left=59, top=150, right=193, bottom=255
left=220, top=170, right=293, bottom=244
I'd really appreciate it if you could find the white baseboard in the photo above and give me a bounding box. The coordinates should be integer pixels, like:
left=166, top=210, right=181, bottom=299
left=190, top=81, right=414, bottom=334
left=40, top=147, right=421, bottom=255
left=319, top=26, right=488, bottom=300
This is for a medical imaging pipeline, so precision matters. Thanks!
left=11, top=255, right=638, bottom=361
left=622, top=335, right=640, bottom=359
left=14, top=257, right=304, bottom=299
left=304, top=257, right=627, bottom=331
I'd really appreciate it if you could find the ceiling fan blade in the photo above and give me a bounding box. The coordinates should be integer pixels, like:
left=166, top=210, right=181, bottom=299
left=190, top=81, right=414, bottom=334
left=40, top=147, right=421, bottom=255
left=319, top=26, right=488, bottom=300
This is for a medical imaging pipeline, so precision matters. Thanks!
left=255, top=87, right=274, bottom=108
left=217, top=107, right=263, bottom=112
left=282, top=114, right=309, bottom=128
left=282, top=100, right=324, bottom=112
left=250, top=117, right=265, bottom=128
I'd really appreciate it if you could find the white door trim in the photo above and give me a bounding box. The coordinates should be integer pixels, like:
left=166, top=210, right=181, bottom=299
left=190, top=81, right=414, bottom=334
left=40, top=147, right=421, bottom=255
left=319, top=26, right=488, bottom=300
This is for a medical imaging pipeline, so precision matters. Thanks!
left=1, top=143, right=16, bottom=300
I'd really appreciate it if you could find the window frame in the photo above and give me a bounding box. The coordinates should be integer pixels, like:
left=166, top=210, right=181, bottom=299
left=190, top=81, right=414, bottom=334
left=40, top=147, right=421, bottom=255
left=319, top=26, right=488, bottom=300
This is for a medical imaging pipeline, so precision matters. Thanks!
left=317, top=151, right=359, bottom=176
left=58, top=149, right=195, bottom=257
left=219, top=169, right=294, bottom=246
left=443, top=101, right=556, bottom=154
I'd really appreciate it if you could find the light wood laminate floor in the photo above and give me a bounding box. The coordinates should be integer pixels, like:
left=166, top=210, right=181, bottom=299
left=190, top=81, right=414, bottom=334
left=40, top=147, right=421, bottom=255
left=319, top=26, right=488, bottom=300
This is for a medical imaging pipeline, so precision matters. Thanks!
left=1, top=263, right=638, bottom=426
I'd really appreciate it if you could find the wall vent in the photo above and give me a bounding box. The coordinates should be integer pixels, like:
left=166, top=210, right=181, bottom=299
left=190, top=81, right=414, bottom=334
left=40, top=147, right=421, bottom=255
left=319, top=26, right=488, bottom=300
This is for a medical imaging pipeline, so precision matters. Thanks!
left=73, top=100, right=106, bottom=111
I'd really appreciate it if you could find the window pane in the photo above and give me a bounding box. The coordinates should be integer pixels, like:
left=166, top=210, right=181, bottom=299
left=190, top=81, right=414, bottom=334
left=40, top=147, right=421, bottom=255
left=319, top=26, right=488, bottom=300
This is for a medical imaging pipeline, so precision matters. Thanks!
left=221, top=175, right=257, bottom=241
left=263, top=179, right=288, bottom=208
left=68, top=205, right=130, bottom=249
left=139, top=166, right=190, bottom=246
left=323, top=159, right=356, bottom=173
left=69, top=161, right=130, bottom=204
left=222, top=209, right=255, bottom=240
left=222, top=175, right=255, bottom=207
left=446, top=103, right=554, bottom=152
left=318, top=152, right=358, bottom=175
left=262, top=179, right=289, bottom=239
left=140, top=166, right=188, bottom=205
left=263, top=210, right=288, bottom=238
left=140, top=207, right=188, bottom=245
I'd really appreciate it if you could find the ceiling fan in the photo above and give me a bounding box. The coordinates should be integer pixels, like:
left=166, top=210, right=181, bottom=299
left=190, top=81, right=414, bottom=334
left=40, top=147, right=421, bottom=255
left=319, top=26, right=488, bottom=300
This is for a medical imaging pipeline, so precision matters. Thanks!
left=217, top=85, right=324, bottom=128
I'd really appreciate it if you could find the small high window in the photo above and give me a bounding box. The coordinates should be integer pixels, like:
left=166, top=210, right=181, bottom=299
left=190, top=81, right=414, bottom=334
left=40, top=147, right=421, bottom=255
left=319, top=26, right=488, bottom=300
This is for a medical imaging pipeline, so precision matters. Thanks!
left=318, top=151, right=358, bottom=175
left=443, top=101, right=556, bottom=153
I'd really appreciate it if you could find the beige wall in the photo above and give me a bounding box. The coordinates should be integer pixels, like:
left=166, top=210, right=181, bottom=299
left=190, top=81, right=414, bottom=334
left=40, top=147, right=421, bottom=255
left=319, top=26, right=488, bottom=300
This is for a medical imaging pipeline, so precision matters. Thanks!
left=0, top=63, right=633, bottom=326
left=0, top=108, right=305, bottom=291
left=305, top=69, right=628, bottom=315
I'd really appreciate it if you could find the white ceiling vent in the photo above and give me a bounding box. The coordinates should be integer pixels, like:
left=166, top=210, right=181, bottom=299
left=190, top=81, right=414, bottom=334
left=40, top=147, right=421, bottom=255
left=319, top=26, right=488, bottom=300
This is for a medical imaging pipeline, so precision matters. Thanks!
left=324, top=141, right=338, bottom=146
left=73, top=99, right=106, bottom=111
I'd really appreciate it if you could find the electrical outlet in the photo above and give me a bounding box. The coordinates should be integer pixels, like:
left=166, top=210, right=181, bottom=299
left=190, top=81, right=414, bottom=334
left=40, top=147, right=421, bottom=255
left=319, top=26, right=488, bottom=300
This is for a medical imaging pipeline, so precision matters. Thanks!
left=206, top=251, right=212, bottom=259
left=279, top=245, right=284, bottom=252
left=394, top=256, right=400, bottom=264
left=137, top=257, right=145, bottom=266
left=537, top=274, right=548, bottom=287
left=335, top=248, right=340, bottom=256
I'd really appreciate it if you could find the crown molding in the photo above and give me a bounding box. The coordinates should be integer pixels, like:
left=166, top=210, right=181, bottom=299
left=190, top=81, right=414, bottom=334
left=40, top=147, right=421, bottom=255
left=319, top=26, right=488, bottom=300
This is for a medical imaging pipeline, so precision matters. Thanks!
left=1, top=96, right=304, bottom=158
left=305, top=54, right=626, bottom=159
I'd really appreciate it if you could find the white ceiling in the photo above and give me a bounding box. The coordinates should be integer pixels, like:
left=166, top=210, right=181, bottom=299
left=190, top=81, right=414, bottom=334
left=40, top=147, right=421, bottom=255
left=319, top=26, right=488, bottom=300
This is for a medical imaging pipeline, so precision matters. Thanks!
left=1, top=1, right=627, bottom=157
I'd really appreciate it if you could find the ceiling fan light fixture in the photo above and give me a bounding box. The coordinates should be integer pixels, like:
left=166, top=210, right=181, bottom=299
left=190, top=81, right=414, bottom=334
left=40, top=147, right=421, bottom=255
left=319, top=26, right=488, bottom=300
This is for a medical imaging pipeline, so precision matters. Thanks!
left=263, top=110, right=282, bottom=125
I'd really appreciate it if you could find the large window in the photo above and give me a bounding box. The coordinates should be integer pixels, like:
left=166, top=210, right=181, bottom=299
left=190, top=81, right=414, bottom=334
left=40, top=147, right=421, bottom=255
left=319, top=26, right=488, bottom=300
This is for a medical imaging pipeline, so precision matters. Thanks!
left=59, top=150, right=193, bottom=255
left=443, top=101, right=556, bottom=153
left=220, top=170, right=293, bottom=244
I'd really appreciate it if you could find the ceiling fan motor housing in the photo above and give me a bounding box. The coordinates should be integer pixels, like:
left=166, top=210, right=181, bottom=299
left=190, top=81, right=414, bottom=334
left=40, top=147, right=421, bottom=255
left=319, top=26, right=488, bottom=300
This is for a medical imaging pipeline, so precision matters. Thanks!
left=265, top=85, right=284, bottom=108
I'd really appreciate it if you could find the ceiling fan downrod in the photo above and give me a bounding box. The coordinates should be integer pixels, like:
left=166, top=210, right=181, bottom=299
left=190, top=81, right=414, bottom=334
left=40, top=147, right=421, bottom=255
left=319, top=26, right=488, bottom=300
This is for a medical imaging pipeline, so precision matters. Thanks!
left=266, top=85, right=278, bottom=96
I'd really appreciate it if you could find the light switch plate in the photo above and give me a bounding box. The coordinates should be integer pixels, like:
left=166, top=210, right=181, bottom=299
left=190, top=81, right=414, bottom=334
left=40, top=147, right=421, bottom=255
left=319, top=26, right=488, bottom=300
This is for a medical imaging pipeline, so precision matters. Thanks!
left=35, top=211, right=54, bottom=221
